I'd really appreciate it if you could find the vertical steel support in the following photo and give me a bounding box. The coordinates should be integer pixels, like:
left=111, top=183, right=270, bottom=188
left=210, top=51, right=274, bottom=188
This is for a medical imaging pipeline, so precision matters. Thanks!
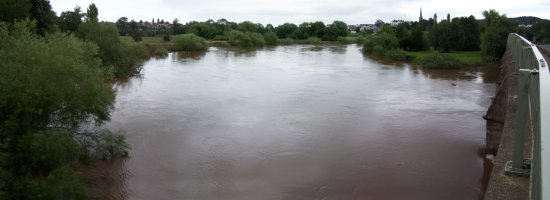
left=505, top=46, right=532, bottom=177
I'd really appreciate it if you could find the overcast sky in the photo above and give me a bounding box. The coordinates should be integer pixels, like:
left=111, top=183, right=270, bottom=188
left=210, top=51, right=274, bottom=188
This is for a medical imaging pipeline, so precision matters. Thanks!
left=51, top=0, right=550, bottom=25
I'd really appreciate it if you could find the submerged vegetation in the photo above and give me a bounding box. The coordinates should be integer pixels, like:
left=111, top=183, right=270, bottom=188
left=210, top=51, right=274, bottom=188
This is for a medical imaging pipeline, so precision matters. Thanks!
left=171, top=33, right=208, bottom=51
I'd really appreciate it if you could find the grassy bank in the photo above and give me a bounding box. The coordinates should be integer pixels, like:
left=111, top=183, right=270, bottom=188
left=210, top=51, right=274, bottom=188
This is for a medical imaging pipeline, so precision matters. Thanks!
left=407, top=51, right=483, bottom=66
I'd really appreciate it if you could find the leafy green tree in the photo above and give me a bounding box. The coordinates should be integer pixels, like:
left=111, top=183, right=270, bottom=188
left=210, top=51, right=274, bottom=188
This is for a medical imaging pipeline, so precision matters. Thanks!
left=458, top=15, right=480, bottom=51
left=129, top=20, right=142, bottom=41
left=115, top=17, right=129, bottom=36
left=292, top=22, right=311, bottom=40
left=363, top=32, right=399, bottom=55
left=29, top=0, right=56, bottom=35
left=0, top=21, right=115, bottom=199
left=237, top=21, right=265, bottom=33
left=394, top=23, right=411, bottom=50
left=0, top=0, right=31, bottom=22
left=430, top=20, right=465, bottom=52
left=275, top=23, right=298, bottom=38
left=59, top=6, right=84, bottom=34
left=323, top=21, right=348, bottom=41
left=172, top=18, right=185, bottom=34
left=77, top=22, right=148, bottom=77
left=263, top=31, right=279, bottom=45
left=409, top=24, right=429, bottom=51
left=265, top=24, right=275, bottom=32
left=187, top=22, right=218, bottom=39
left=85, top=3, right=98, bottom=23
left=310, top=21, right=326, bottom=38
left=480, top=9, right=516, bottom=63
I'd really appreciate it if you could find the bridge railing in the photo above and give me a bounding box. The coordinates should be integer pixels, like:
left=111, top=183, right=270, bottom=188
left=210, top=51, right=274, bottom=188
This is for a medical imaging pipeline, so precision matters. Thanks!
left=506, top=33, right=549, bottom=200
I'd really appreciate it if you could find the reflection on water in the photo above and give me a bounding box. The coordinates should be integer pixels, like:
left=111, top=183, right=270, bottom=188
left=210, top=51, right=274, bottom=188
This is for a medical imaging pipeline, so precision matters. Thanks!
left=104, top=45, right=498, bottom=200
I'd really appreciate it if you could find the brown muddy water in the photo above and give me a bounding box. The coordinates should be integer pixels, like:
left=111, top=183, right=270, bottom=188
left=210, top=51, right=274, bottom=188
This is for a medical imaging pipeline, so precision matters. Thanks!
left=102, top=45, right=498, bottom=200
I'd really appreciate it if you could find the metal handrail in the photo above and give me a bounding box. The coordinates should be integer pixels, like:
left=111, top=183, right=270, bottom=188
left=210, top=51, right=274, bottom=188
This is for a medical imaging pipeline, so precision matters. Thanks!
left=506, top=33, right=549, bottom=200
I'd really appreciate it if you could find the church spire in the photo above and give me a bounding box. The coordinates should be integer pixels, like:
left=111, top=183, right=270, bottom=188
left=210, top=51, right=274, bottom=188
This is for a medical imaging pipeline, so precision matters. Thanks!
left=419, top=7, right=424, bottom=22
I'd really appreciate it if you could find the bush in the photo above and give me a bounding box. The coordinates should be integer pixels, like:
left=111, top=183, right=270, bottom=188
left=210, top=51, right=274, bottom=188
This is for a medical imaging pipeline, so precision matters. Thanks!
left=171, top=33, right=208, bottom=51
left=76, top=129, right=130, bottom=161
left=152, top=47, right=169, bottom=58
left=114, top=43, right=148, bottom=77
left=228, top=30, right=265, bottom=47
left=263, top=31, right=279, bottom=45
left=337, top=36, right=357, bottom=44
left=18, top=130, right=79, bottom=174
left=278, top=38, right=294, bottom=45
left=363, top=33, right=399, bottom=53
left=384, top=49, right=408, bottom=61
left=415, top=52, right=464, bottom=69
left=296, top=37, right=322, bottom=45
left=76, top=22, right=147, bottom=78
left=356, top=36, right=367, bottom=44
left=213, top=35, right=227, bottom=41
left=162, top=34, right=171, bottom=42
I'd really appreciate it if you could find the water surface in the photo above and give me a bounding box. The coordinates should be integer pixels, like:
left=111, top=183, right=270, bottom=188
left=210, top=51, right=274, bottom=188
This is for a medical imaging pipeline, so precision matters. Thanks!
left=106, top=45, right=497, bottom=200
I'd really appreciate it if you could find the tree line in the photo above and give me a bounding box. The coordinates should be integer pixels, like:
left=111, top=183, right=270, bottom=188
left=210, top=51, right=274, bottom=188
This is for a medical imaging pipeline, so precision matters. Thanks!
left=115, top=17, right=351, bottom=42
left=363, top=10, right=523, bottom=64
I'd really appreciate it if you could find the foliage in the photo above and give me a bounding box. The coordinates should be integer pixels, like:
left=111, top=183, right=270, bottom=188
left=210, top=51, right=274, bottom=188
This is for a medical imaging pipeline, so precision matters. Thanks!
left=151, top=47, right=169, bottom=57
left=415, top=52, right=463, bottom=69
left=278, top=38, right=294, bottom=45
left=14, top=167, right=87, bottom=200
left=29, top=0, right=56, bottom=35
left=457, top=15, right=481, bottom=51
left=172, top=33, right=208, bottom=51
left=85, top=3, right=98, bottom=23
left=429, top=20, right=465, bottom=52
left=323, top=21, right=349, bottom=41
left=337, top=36, right=357, bottom=44
left=263, top=31, right=278, bottom=45
left=163, top=34, right=171, bottom=41
left=76, top=129, right=130, bottom=161
left=296, top=37, right=322, bottom=45
left=228, top=30, right=265, bottom=47
left=0, top=21, right=116, bottom=199
left=275, top=23, right=298, bottom=38
left=363, top=33, right=399, bottom=55
left=409, top=24, right=429, bottom=51
left=59, top=6, right=84, bottom=34
left=130, top=20, right=142, bottom=42
left=480, top=9, right=516, bottom=63
left=384, top=49, right=409, bottom=61
left=115, top=17, right=129, bottom=36
left=76, top=22, right=147, bottom=78
left=0, top=0, right=31, bottom=23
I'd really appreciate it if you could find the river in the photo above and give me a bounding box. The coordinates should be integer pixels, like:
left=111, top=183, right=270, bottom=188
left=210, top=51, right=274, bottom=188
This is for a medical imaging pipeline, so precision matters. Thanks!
left=100, top=44, right=497, bottom=200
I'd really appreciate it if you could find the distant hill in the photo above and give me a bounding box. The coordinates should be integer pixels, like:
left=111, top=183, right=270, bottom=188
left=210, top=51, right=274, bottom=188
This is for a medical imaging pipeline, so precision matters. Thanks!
left=509, top=16, right=549, bottom=26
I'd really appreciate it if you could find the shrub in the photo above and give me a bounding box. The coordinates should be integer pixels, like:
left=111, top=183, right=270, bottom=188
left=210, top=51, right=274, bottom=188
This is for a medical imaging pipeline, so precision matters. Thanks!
left=337, top=36, right=357, bottom=44
left=228, top=30, right=265, bottom=47
left=162, top=34, right=171, bottom=42
left=152, top=47, right=169, bottom=58
left=296, top=37, right=322, bottom=45
left=213, top=35, right=227, bottom=41
left=76, top=22, right=147, bottom=78
left=76, top=129, right=130, bottom=161
left=263, top=31, right=279, bottom=45
left=384, top=49, right=409, bottom=61
left=278, top=38, right=294, bottom=45
left=171, top=33, right=208, bottom=51
left=114, top=43, right=148, bottom=77
left=415, top=52, right=463, bottom=69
